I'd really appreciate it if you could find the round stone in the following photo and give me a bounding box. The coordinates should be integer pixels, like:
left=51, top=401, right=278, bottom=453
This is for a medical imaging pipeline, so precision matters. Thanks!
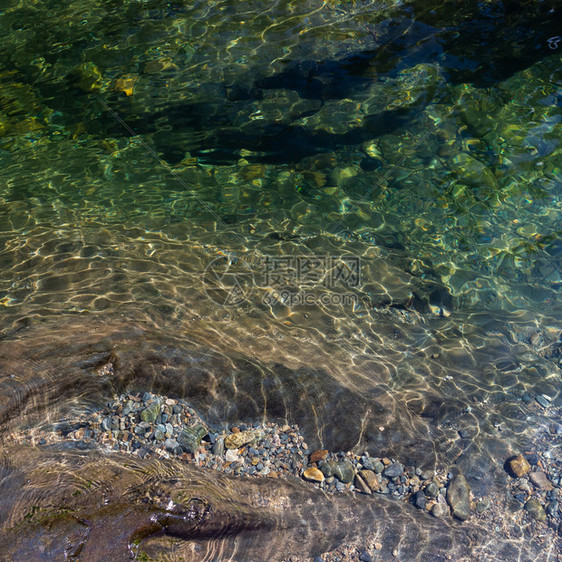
left=303, top=467, right=325, bottom=483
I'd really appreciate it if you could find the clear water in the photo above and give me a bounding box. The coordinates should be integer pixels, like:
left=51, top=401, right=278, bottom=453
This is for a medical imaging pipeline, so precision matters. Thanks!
left=0, top=0, right=560, bottom=559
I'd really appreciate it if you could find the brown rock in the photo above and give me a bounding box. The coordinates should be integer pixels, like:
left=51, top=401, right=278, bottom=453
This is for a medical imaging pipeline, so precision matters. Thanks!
left=508, top=454, right=530, bottom=477
left=309, top=449, right=329, bottom=463
left=382, top=457, right=392, bottom=466
left=354, top=473, right=372, bottom=495
left=360, top=469, right=380, bottom=492
left=529, top=471, right=554, bottom=491
left=303, top=467, right=325, bottom=483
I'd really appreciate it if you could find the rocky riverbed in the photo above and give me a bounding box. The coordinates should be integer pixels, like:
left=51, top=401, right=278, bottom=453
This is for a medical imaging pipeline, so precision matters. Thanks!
left=10, top=389, right=561, bottom=560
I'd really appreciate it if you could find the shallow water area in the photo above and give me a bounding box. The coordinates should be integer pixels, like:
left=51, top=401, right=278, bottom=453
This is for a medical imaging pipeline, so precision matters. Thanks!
left=0, top=0, right=561, bottom=560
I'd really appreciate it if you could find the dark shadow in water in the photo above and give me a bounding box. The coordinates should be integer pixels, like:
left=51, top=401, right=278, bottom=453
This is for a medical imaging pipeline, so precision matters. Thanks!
left=21, top=0, right=558, bottom=168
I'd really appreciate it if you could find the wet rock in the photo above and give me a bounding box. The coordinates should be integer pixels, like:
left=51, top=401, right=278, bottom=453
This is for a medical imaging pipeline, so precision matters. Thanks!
left=420, top=470, right=434, bottom=481
left=225, top=448, right=240, bottom=463
left=140, top=401, right=161, bottom=423
left=383, top=463, right=404, bottom=478
left=359, top=551, right=373, bottom=562
left=212, top=436, right=225, bottom=456
left=507, top=454, right=531, bottom=477
left=525, top=499, right=547, bottom=522
left=354, top=473, right=371, bottom=495
left=432, top=502, right=447, bottom=518
left=334, top=460, right=355, bottom=483
left=373, top=460, right=384, bottom=474
left=535, top=395, right=550, bottom=408
left=424, top=482, right=439, bottom=498
left=414, top=490, right=427, bottom=510
left=303, top=467, right=325, bottom=483
left=224, top=430, right=262, bottom=449
left=360, top=470, right=380, bottom=492
left=446, top=471, right=471, bottom=521
left=529, top=471, right=554, bottom=491
left=319, top=459, right=355, bottom=483
left=360, top=455, right=375, bottom=471
left=517, top=480, right=531, bottom=492
left=164, top=438, right=179, bottom=452
left=178, top=424, right=207, bottom=453
left=309, top=449, right=329, bottom=463
left=546, top=501, right=559, bottom=517
left=513, top=492, right=527, bottom=504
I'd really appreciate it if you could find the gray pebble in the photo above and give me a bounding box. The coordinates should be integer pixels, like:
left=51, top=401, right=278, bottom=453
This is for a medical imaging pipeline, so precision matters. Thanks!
left=424, top=482, right=439, bottom=498
left=384, top=463, right=404, bottom=478
left=535, top=395, right=549, bottom=408
left=414, top=490, right=426, bottom=510
left=212, top=436, right=225, bottom=456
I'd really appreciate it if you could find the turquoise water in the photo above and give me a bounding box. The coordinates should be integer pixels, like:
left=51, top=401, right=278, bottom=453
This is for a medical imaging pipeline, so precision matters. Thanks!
left=0, top=0, right=561, bottom=559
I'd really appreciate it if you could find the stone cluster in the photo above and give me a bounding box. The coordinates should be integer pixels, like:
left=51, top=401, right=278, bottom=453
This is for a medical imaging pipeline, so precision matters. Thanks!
left=45, top=390, right=480, bottom=523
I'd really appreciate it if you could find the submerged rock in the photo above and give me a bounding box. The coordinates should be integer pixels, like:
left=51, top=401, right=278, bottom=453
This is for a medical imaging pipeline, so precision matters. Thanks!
left=359, top=469, right=380, bottom=492
left=309, top=449, right=329, bottom=463
left=178, top=424, right=207, bottom=453
left=303, top=467, right=325, bottom=483
left=321, top=460, right=355, bottom=483
left=354, top=473, right=372, bottom=495
left=140, top=400, right=161, bottom=423
left=383, top=463, right=404, bottom=478
left=529, top=471, right=554, bottom=491
left=446, top=471, right=471, bottom=521
left=224, top=429, right=263, bottom=449
left=525, top=499, right=547, bottom=522
left=507, top=454, right=531, bottom=477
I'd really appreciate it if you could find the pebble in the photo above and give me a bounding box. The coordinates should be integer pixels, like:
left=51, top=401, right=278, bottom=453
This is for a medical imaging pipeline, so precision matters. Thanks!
left=525, top=498, right=547, bottom=522
left=535, top=395, right=550, bottom=408
left=178, top=424, right=207, bottom=453
left=354, top=473, right=372, bottom=495
left=431, top=502, right=447, bottom=518
left=212, top=436, right=225, bottom=456
left=224, top=430, right=261, bottom=449
left=529, top=471, right=554, bottom=491
left=309, top=449, right=329, bottom=463
left=383, top=463, right=404, bottom=478
left=446, top=471, right=471, bottom=521
left=359, top=470, right=379, bottom=492
left=140, top=401, right=160, bottom=423
left=424, top=482, right=439, bottom=498
left=303, top=467, right=325, bottom=483
left=546, top=501, right=559, bottom=517
left=34, top=389, right=461, bottom=524
left=413, top=490, right=426, bottom=510
left=476, top=499, right=490, bottom=513
left=420, top=470, right=434, bottom=480
left=507, top=454, right=531, bottom=477
left=225, top=449, right=240, bottom=463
